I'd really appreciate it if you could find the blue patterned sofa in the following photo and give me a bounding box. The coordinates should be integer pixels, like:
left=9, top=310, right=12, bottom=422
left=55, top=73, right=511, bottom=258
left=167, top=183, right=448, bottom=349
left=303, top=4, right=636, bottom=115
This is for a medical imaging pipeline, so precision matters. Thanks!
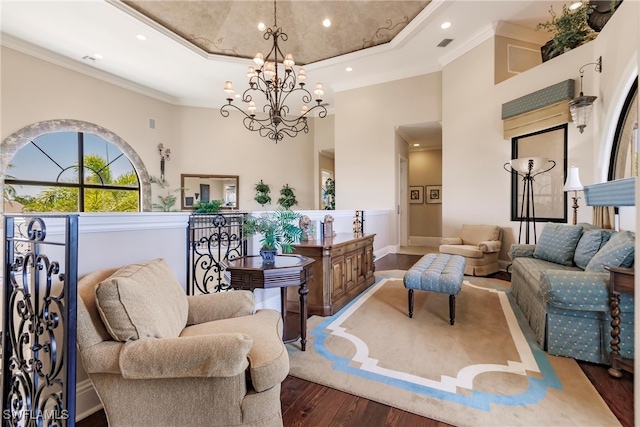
left=510, top=223, right=635, bottom=364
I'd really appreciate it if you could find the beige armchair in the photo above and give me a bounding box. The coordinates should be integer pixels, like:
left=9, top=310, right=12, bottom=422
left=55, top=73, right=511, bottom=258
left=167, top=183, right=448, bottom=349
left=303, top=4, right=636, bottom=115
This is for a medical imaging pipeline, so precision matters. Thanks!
left=77, top=258, right=288, bottom=427
left=439, top=224, right=502, bottom=276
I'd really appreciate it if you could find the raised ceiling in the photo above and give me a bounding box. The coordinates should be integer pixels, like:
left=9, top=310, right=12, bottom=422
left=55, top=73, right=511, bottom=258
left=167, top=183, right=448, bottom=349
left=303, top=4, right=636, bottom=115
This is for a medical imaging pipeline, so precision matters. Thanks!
left=123, top=0, right=431, bottom=65
left=0, top=1, right=564, bottom=110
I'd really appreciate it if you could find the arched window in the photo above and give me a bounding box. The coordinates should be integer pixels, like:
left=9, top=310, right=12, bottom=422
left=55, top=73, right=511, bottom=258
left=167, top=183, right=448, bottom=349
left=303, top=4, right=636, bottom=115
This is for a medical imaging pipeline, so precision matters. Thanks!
left=2, top=120, right=152, bottom=212
left=609, top=77, right=638, bottom=180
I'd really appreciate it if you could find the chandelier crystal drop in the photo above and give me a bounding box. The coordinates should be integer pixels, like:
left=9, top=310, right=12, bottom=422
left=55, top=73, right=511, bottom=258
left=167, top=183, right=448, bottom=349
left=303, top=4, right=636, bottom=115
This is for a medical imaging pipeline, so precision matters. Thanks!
left=220, top=0, right=327, bottom=142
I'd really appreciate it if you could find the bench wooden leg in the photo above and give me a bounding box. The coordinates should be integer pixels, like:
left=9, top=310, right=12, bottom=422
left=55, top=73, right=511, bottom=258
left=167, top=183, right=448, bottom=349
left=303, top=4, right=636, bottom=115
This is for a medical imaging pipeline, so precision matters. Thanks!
left=449, top=294, right=455, bottom=325
left=408, top=289, right=414, bottom=318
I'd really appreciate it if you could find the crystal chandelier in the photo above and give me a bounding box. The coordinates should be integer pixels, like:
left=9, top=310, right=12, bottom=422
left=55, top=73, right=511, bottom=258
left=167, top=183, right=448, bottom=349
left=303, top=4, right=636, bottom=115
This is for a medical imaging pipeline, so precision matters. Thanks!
left=220, top=0, right=327, bottom=142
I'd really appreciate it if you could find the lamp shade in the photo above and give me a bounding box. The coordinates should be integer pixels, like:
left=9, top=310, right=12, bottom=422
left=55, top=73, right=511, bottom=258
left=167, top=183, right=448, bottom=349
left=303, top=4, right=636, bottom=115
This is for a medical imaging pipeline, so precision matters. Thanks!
left=509, top=157, right=552, bottom=175
left=563, top=166, right=584, bottom=191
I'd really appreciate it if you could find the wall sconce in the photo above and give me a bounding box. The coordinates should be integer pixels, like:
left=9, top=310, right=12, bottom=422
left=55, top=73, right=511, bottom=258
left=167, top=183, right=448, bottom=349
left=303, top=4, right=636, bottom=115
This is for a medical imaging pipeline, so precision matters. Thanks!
left=158, top=143, right=171, bottom=181
left=568, top=56, right=602, bottom=134
left=563, top=166, right=584, bottom=225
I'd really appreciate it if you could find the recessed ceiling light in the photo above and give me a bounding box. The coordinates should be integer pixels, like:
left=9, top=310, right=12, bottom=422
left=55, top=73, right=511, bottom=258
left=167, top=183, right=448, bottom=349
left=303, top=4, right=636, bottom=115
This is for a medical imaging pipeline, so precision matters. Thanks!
left=93, top=53, right=103, bottom=59
left=136, top=34, right=147, bottom=41
left=346, top=67, right=353, bottom=72
left=322, top=18, right=331, bottom=28
left=413, top=143, right=420, bottom=147
left=441, top=22, right=452, bottom=29
left=258, top=22, right=266, bottom=31
left=569, top=2, right=582, bottom=10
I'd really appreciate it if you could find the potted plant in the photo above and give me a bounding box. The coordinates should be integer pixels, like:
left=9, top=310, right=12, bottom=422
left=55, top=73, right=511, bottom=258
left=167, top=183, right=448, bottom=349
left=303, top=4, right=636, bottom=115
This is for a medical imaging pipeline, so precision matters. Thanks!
left=242, top=208, right=303, bottom=263
left=150, top=176, right=183, bottom=211
left=537, top=2, right=597, bottom=62
left=254, top=179, right=272, bottom=206
left=194, top=199, right=224, bottom=214
left=277, top=184, right=298, bottom=209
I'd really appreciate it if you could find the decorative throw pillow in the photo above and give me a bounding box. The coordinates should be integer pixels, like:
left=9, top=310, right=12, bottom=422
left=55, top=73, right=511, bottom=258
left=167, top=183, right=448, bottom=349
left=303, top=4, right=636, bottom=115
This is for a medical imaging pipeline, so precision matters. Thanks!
left=585, top=231, right=635, bottom=273
left=573, top=229, right=610, bottom=270
left=533, top=223, right=583, bottom=266
left=95, top=258, right=189, bottom=341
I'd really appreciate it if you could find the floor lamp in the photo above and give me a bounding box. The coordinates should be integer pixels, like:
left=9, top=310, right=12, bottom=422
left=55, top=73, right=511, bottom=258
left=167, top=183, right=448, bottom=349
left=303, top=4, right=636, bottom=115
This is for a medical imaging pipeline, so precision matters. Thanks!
left=504, top=158, right=556, bottom=244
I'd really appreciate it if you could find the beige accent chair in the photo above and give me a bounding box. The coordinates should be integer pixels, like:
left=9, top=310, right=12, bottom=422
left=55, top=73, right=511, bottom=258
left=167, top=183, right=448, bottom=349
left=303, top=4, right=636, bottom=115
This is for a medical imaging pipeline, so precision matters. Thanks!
left=439, top=224, right=503, bottom=276
left=77, top=258, right=288, bottom=427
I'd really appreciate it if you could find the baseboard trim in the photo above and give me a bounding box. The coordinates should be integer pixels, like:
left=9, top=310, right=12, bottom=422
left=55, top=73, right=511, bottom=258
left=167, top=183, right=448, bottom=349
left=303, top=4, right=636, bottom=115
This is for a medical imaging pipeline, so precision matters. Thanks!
left=75, top=379, right=102, bottom=422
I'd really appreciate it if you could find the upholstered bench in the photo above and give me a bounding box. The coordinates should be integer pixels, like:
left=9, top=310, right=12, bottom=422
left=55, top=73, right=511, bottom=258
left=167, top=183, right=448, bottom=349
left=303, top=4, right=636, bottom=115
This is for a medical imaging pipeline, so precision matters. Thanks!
left=403, top=253, right=466, bottom=325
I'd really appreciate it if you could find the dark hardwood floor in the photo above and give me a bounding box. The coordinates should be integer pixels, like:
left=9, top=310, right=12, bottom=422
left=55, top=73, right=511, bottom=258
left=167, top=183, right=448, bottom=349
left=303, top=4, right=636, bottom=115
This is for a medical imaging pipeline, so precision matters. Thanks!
left=77, top=253, right=633, bottom=427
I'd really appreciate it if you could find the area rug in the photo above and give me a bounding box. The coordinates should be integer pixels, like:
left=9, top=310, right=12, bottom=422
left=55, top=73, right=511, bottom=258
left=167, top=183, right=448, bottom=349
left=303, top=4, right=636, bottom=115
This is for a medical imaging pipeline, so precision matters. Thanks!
left=286, top=270, right=620, bottom=427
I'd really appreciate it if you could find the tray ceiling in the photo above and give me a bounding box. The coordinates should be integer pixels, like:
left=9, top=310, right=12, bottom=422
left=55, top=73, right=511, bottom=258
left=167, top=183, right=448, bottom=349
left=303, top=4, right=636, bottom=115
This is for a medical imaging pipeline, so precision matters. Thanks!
left=123, top=0, right=430, bottom=65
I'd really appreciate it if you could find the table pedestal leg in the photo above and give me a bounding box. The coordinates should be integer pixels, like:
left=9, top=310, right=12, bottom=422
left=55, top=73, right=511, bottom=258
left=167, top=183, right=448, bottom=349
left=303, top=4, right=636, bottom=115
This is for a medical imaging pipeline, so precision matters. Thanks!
left=608, top=293, right=623, bottom=378
left=299, top=282, right=308, bottom=351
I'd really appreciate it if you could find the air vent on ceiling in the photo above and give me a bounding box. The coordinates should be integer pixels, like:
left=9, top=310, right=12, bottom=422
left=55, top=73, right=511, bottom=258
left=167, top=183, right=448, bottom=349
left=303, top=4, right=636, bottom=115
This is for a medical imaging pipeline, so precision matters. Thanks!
left=82, top=55, right=98, bottom=62
left=437, top=38, right=453, bottom=48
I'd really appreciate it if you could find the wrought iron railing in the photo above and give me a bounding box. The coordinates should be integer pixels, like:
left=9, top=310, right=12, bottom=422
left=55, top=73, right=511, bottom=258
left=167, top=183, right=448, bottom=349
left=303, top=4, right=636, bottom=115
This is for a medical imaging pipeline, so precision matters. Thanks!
left=2, top=214, right=78, bottom=427
left=186, top=213, right=246, bottom=295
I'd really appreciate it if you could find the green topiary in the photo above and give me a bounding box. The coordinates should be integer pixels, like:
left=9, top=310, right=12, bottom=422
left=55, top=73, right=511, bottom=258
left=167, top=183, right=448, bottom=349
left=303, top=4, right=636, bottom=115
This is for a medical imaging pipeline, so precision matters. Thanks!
left=254, top=180, right=271, bottom=206
left=277, top=184, right=298, bottom=210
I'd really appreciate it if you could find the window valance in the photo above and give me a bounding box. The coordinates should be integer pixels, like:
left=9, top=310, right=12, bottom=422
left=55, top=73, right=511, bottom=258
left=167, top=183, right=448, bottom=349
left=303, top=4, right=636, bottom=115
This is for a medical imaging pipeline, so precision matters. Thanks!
left=502, top=80, right=575, bottom=139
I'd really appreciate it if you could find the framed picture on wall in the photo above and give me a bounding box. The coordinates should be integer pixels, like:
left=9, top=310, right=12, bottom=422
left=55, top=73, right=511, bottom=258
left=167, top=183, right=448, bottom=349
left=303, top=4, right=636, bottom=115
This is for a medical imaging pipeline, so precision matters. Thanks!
left=510, top=124, right=567, bottom=222
left=409, top=186, right=424, bottom=204
left=426, top=185, right=442, bottom=204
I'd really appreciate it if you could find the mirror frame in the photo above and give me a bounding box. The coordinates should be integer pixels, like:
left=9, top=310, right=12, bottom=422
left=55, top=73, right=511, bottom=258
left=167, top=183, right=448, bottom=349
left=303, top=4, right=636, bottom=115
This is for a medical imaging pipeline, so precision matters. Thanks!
left=180, top=174, right=239, bottom=211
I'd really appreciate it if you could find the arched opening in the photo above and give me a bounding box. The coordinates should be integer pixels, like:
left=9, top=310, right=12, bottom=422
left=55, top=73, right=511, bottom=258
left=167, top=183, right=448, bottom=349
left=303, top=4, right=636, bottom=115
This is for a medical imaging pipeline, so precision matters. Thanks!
left=1, top=119, right=152, bottom=212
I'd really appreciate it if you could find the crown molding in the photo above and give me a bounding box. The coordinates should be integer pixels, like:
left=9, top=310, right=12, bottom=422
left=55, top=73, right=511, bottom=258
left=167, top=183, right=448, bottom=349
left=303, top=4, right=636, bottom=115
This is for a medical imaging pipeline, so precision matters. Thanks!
left=1, top=33, right=181, bottom=105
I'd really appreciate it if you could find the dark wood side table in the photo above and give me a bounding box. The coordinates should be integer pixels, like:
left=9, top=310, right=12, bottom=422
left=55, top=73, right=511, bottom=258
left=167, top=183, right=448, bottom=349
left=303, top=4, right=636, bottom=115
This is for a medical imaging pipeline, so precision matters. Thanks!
left=606, top=266, right=635, bottom=378
left=222, top=254, right=314, bottom=351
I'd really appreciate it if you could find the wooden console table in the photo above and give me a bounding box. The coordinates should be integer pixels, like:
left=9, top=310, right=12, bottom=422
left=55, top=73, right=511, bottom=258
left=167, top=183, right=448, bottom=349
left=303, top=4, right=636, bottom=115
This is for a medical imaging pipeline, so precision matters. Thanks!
left=606, top=266, right=635, bottom=378
left=222, top=254, right=314, bottom=351
left=290, top=233, right=375, bottom=316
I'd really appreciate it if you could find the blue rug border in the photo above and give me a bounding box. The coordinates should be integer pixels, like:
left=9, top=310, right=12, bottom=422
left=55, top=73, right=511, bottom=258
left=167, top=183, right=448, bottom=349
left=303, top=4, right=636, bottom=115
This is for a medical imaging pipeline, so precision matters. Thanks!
left=309, top=273, right=563, bottom=412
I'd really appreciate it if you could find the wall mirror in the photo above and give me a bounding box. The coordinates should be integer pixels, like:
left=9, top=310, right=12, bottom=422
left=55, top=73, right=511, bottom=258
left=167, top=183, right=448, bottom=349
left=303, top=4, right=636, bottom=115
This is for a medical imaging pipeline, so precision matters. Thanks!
left=181, top=174, right=239, bottom=210
left=510, top=124, right=567, bottom=223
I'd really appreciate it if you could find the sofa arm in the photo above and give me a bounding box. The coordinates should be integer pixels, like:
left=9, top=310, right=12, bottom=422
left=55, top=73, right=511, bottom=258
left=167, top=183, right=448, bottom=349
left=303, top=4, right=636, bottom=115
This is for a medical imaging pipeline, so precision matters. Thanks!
left=478, top=240, right=501, bottom=253
left=541, top=271, right=610, bottom=312
left=187, top=290, right=255, bottom=325
left=441, top=237, right=463, bottom=245
left=119, top=333, right=252, bottom=380
left=509, top=244, right=535, bottom=260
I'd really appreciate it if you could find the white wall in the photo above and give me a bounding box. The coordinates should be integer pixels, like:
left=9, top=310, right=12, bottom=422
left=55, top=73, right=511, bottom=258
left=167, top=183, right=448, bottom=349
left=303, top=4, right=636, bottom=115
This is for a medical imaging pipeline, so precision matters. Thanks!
left=334, top=73, right=443, bottom=212
left=441, top=1, right=638, bottom=260
left=0, top=46, right=317, bottom=212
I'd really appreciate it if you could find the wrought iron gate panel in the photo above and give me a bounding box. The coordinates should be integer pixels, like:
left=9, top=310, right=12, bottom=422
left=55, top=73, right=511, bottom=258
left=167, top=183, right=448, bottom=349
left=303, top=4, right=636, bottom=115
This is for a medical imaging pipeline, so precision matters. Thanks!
left=2, top=215, right=78, bottom=427
left=187, top=213, right=246, bottom=295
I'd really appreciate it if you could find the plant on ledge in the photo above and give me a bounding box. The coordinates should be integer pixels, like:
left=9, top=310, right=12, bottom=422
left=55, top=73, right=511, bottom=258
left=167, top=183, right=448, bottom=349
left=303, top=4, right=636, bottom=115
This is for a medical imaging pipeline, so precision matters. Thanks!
left=194, top=199, right=224, bottom=214
left=150, top=176, right=182, bottom=212
left=536, top=2, right=597, bottom=61
left=243, top=208, right=303, bottom=261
